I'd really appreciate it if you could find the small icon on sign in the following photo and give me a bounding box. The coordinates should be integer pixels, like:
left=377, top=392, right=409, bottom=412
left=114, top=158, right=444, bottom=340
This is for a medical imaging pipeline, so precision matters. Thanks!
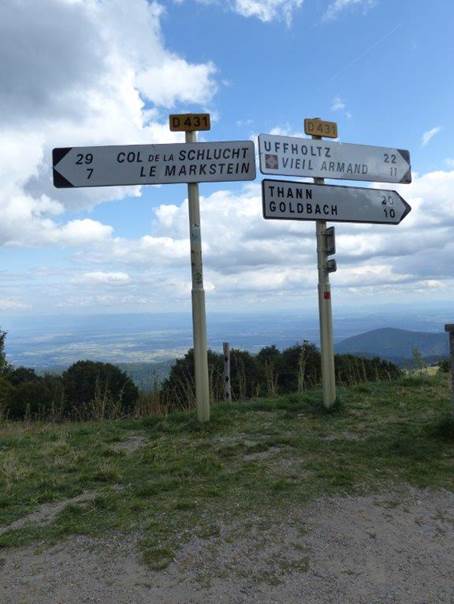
left=265, top=154, right=279, bottom=170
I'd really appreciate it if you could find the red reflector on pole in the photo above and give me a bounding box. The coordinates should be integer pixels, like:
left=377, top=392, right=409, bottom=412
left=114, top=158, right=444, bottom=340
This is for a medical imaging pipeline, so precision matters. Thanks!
left=324, top=292, right=331, bottom=300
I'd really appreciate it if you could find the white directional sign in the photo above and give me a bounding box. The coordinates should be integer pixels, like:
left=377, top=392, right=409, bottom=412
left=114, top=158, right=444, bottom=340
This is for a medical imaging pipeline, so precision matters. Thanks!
left=262, top=179, right=411, bottom=225
left=53, top=141, right=256, bottom=188
left=258, top=134, right=411, bottom=184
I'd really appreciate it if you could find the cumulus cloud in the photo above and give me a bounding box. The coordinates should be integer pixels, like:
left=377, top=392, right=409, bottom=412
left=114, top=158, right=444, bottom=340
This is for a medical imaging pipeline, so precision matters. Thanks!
left=5, top=165, right=454, bottom=312
left=421, top=126, right=442, bottom=147
left=0, top=0, right=218, bottom=247
left=58, top=168, right=454, bottom=308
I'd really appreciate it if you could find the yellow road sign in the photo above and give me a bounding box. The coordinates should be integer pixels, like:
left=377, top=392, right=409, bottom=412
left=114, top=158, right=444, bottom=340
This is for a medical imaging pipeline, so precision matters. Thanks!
left=304, top=118, right=338, bottom=139
left=169, top=113, right=211, bottom=132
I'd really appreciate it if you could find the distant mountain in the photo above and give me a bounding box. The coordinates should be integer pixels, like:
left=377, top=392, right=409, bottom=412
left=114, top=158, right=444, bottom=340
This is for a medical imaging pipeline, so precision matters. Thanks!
left=335, top=328, right=448, bottom=364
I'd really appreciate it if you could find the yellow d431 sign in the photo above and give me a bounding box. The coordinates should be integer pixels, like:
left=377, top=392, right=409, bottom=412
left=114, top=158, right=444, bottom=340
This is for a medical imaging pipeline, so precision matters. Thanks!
left=304, top=118, right=338, bottom=139
left=169, top=113, right=211, bottom=132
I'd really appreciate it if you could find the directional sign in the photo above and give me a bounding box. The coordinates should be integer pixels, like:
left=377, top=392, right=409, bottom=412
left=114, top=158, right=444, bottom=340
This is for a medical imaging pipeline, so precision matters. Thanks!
left=262, top=179, right=411, bottom=225
left=258, top=134, right=411, bottom=184
left=52, top=141, right=256, bottom=188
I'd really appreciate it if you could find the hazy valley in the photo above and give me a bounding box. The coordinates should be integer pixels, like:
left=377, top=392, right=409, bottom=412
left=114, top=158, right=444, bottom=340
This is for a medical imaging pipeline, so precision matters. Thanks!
left=3, top=304, right=450, bottom=381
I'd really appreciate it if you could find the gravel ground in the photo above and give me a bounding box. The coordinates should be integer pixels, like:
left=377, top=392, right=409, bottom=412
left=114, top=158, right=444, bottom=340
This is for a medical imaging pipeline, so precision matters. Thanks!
left=1, top=486, right=453, bottom=604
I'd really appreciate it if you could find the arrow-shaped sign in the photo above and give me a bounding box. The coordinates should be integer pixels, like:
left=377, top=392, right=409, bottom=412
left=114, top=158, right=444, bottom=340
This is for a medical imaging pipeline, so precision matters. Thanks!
left=262, top=179, right=411, bottom=225
left=52, top=141, right=256, bottom=188
left=258, top=134, right=411, bottom=184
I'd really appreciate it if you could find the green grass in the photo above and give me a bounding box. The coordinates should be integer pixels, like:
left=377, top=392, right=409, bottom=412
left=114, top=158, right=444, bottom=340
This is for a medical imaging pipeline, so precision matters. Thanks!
left=0, top=374, right=453, bottom=568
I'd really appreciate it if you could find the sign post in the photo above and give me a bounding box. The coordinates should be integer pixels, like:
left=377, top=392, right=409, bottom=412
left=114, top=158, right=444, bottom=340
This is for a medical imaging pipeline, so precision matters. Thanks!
left=186, top=127, right=210, bottom=422
left=444, top=324, right=454, bottom=414
left=311, top=122, right=336, bottom=409
left=260, top=120, right=412, bottom=410
left=53, top=116, right=256, bottom=423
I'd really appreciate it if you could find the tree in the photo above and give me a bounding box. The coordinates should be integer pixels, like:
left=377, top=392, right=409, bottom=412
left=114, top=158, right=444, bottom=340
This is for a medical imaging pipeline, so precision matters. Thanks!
left=279, top=343, right=321, bottom=393
left=62, top=361, right=138, bottom=415
left=0, top=329, right=11, bottom=375
left=230, top=349, right=259, bottom=399
left=7, top=380, right=53, bottom=419
left=0, top=376, right=15, bottom=416
left=256, top=345, right=281, bottom=396
left=161, top=349, right=224, bottom=409
left=439, top=358, right=450, bottom=373
left=412, top=347, right=426, bottom=371
left=7, top=366, right=39, bottom=386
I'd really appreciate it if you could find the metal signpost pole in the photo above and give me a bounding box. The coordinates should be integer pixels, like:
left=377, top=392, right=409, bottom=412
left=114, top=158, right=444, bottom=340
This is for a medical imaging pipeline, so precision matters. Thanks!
left=313, top=128, right=336, bottom=409
left=186, top=129, right=210, bottom=422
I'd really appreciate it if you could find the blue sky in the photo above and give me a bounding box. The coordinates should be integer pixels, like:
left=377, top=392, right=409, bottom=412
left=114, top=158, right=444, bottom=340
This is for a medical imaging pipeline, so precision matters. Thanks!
left=1, top=0, right=454, bottom=317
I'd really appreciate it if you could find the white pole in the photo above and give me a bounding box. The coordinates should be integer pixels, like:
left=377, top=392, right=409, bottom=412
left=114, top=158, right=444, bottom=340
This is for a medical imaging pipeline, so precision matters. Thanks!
left=313, top=129, right=336, bottom=409
left=186, top=130, right=210, bottom=422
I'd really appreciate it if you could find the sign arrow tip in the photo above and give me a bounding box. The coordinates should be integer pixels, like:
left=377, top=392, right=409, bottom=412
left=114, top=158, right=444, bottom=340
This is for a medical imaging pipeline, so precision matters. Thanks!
left=52, top=147, right=72, bottom=167
left=53, top=168, right=74, bottom=189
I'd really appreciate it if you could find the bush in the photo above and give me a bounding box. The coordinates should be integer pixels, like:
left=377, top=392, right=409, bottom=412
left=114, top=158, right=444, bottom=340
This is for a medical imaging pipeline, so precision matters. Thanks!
left=0, top=376, right=15, bottom=416
left=439, top=359, right=450, bottom=373
left=0, top=329, right=11, bottom=375
left=6, top=366, right=39, bottom=386
left=161, top=349, right=223, bottom=410
left=6, top=380, right=53, bottom=419
left=62, top=360, right=139, bottom=416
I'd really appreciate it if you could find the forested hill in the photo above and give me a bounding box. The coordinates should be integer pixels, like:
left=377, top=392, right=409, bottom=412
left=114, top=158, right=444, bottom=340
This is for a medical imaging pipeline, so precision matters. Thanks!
left=336, top=328, right=448, bottom=364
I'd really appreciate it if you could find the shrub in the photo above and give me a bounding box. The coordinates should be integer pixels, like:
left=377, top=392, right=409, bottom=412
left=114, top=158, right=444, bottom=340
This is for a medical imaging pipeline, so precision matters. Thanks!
left=161, top=349, right=223, bottom=410
left=6, top=366, right=39, bottom=386
left=439, top=359, right=450, bottom=373
left=0, top=329, right=11, bottom=375
left=0, top=376, right=15, bottom=417
left=62, top=360, right=139, bottom=416
left=6, top=380, right=53, bottom=419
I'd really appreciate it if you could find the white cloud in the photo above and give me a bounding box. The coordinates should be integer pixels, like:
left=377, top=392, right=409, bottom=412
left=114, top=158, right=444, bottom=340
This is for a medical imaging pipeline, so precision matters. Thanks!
left=0, top=0, right=218, bottom=247
left=269, top=126, right=306, bottom=138
left=331, top=96, right=346, bottom=111
left=0, top=298, right=31, bottom=311
left=330, top=95, right=351, bottom=119
left=4, top=166, right=454, bottom=312
left=65, top=168, right=454, bottom=307
left=75, top=271, right=131, bottom=285
left=233, top=0, right=303, bottom=24
left=136, top=58, right=217, bottom=107
left=445, top=158, right=454, bottom=168
left=55, top=220, right=114, bottom=246
left=324, top=0, right=375, bottom=20
left=178, top=0, right=303, bottom=24
left=421, top=126, right=442, bottom=147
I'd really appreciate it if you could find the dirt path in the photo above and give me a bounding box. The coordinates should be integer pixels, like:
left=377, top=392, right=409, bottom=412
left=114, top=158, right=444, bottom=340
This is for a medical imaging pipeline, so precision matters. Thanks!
left=1, top=487, right=453, bottom=604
